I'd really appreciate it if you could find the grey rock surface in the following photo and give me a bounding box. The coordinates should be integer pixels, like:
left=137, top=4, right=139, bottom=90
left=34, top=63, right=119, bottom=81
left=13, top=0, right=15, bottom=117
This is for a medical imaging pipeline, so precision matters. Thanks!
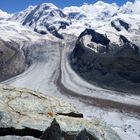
left=0, top=40, right=27, bottom=82
left=0, top=85, right=121, bottom=140
left=40, top=119, right=62, bottom=140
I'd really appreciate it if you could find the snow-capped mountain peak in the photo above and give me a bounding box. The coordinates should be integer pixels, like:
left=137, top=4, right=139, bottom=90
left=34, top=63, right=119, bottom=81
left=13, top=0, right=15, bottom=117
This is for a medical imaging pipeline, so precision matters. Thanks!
left=12, top=3, right=63, bottom=25
left=0, top=9, right=11, bottom=18
left=11, top=5, right=36, bottom=23
left=37, top=3, right=58, bottom=10
left=10, top=3, right=69, bottom=39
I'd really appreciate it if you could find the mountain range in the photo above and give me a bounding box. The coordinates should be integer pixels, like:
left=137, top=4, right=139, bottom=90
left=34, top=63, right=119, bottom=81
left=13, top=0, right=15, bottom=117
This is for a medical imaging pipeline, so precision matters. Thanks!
left=0, top=0, right=140, bottom=39
left=0, top=1, right=140, bottom=140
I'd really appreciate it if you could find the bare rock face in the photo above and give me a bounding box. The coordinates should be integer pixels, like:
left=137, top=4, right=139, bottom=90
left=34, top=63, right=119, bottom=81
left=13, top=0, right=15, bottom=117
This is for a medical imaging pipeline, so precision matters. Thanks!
left=71, top=29, right=140, bottom=94
left=40, top=119, right=62, bottom=140
left=40, top=119, right=99, bottom=140
left=111, top=19, right=130, bottom=31
left=76, top=129, right=98, bottom=140
left=0, top=85, right=121, bottom=140
left=0, top=40, right=27, bottom=82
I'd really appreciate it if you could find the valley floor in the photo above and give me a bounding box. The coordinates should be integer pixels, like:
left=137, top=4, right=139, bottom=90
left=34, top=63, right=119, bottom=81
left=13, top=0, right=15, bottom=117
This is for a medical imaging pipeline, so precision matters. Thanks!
left=2, top=40, right=140, bottom=140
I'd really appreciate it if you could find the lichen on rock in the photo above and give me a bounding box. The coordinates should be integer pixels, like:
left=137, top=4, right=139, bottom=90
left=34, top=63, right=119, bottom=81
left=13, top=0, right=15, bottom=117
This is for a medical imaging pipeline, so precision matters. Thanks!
left=0, top=85, right=121, bottom=140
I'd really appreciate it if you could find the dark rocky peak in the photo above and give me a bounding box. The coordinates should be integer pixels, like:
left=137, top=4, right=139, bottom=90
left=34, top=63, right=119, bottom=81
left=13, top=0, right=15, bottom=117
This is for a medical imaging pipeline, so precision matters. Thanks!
left=22, top=8, right=39, bottom=26
left=120, top=35, right=139, bottom=53
left=119, top=19, right=130, bottom=30
left=55, top=9, right=66, bottom=18
left=111, top=21, right=121, bottom=31
left=120, top=35, right=130, bottom=45
left=68, top=12, right=86, bottom=20
left=111, top=19, right=130, bottom=31
left=79, top=29, right=110, bottom=46
left=76, top=129, right=98, bottom=140
left=48, top=9, right=66, bottom=18
left=70, top=29, right=140, bottom=93
left=53, top=21, right=69, bottom=29
left=40, top=119, right=99, bottom=140
left=40, top=119, right=61, bottom=140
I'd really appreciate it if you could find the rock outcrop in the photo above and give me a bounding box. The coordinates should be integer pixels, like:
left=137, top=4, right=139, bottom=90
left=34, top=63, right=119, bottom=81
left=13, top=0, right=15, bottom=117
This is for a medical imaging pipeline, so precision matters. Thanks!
left=111, top=19, right=130, bottom=31
left=0, top=85, right=121, bottom=140
left=0, top=40, right=27, bottom=82
left=40, top=119, right=99, bottom=140
left=71, top=29, right=140, bottom=94
left=40, top=119, right=62, bottom=140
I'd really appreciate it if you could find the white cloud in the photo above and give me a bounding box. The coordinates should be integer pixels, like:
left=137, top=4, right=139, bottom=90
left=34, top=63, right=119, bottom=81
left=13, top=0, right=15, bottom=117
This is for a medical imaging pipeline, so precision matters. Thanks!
left=133, top=0, right=140, bottom=14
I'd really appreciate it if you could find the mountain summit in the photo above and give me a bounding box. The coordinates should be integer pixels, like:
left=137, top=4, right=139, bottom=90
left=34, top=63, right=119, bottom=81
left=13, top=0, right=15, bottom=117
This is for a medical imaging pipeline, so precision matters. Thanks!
left=11, top=3, right=69, bottom=38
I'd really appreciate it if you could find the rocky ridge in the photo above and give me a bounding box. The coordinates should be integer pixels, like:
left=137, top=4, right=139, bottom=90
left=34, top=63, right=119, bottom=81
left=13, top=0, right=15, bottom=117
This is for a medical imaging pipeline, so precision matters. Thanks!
left=70, top=28, right=140, bottom=94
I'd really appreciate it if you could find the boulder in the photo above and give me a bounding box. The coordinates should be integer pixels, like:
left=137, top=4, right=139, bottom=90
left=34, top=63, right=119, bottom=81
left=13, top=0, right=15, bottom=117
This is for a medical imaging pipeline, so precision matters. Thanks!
left=0, top=85, right=121, bottom=140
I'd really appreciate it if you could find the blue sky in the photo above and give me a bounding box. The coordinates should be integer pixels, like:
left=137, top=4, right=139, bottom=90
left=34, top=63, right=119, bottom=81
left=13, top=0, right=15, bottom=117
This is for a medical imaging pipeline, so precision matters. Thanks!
left=0, top=0, right=135, bottom=13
